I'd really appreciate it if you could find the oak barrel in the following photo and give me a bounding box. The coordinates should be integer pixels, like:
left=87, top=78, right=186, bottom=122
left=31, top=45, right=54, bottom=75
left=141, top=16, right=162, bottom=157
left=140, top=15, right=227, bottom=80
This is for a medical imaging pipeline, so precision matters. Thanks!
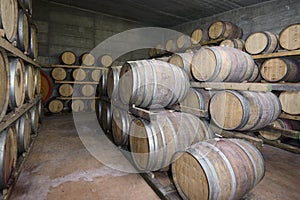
left=191, top=46, right=255, bottom=82
left=90, top=69, right=101, bottom=82
left=165, top=39, right=176, bottom=52
left=51, top=67, right=67, bottom=81
left=220, top=38, right=244, bottom=50
left=99, top=54, right=113, bottom=67
left=208, top=21, right=243, bottom=40
left=30, top=105, right=39, bottom=133
left=0, top=0, right=18, bottom=42
left=107, top=66, right=121, bottom=99
left=176, top=35, right=191, bottom=49
left=172, top=138, right=265, bottom=200
left=245, top=31, right=279, bottom=55
left=15, top=112, right=31, bottom=154
left=129, top=112, right=214, bottom=172
left=23, top=0, right=32, bottom=14
left=48, top=99, right=63, bottom=113
left=81, top=84, right=95, bottom=97
left=100, top=101, right=112, bottom=133
left=28, top=25, right=38, bottom=59
left=98, top=69, right=108, bottom=96
left=279, top=23, right=300, bottom=50
left=71, top=99, right=84, bottom=112
left=279, top=91, right=300, bottom=115
left=191, top=28, right=208, bottom=45
left=155, top=44, right=164, bottom=55
left=60, top=51, right=76, bottom=65
left=72, top=68, right=86, bottom=81
left=89, top=99, right=96, bottom=112
left=17, top=9, right=29, bottom=53
left=168, top=52, right=194, bottom=80
left=0, top=49, right=9, bottom=122
left=260, top=58, right=300, bottom=82
left=59, top=84, right=73, bottom=97
left=24, top=64, right=35, bottom=101
left=258, top=119, right=292, bottom=140
left=0, top=127, right=18, bottom=189
left=148, top=48, right=156, bottom=57
left=111, top=108, right=132, bottom=146
left=41, top=71, right=53, bottom=103
left=9, top=58, right=26, bottom=109
left=210, top=91, right=281, bottom=130
left=34, top=68, right=41, bottom=95
left=80, top=52, right=95, bottom=66
left=119, top=60, right=189, bottom=108
left=248, top=62, right=262, bottom=82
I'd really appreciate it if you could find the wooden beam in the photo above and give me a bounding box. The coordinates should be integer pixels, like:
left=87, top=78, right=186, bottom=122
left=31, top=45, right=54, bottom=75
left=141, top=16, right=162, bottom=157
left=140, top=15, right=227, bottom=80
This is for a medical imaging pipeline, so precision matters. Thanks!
left=252, top=49, right=300, bottom=60
left=51, top=65, right=107, bottom=70
left=280, top=113, right=300, bottom=121
left=167, top=104, right=208, bottom=118
left=259, top=138, right=300, bottom=154
left=56, top=96, right=100, bottom=100
left=261, top=125, right=300, bottom=140
left=0, top=37, right=40, bottom=67
left=54, top=81, right=99, bottom=85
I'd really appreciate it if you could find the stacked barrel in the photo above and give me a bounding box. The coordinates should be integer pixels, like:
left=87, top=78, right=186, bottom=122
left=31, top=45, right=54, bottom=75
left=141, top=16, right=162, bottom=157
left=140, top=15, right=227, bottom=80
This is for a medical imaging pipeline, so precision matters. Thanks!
left=47, top=51, right=108, bottom=113
left=0, top=0, right=41, bottom=190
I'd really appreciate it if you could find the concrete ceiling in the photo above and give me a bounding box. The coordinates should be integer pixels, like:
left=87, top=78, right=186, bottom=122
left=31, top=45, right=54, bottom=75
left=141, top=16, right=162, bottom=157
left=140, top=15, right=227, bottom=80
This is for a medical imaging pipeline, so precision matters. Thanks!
left=48, top=0, right=272, bottom=27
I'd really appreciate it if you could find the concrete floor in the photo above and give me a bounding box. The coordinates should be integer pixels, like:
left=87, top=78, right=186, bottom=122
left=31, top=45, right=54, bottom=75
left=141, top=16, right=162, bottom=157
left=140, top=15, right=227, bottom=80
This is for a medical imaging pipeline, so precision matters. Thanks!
left=10, top=114, right=300, bottom=200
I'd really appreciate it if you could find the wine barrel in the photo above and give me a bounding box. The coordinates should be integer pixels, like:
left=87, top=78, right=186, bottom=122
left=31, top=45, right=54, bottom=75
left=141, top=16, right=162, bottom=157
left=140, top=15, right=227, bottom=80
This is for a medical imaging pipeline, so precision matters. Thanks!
left=248, top=62, right=262, bottom=82
left=168, top=52, right=194, bottom=80
left=191, top=28, right=208, bottom=45
left=172, top=138, right=265, bottom=200
left=89, top=99, right=96, bottom=112
left=41, top=70, right=53, bottom=103
left=107, top=66, right=121, bottom=99
left=72, top=68, right=86, bottom=81
left=176, top=35, right=191, bottom=49
left=99, top=54, right=113, bottom=67
left=111, top=108, right=132, bottom=146
left=51, top=67, right=66, bottom=81
left=129, top=112, right=214, bottom=172
left=37, top=99, right=43, bottom=122
left=81, top=84, right=95, bottom=97
left=245, top=31, right=279, bottom=55
left=220, top=38, right=244, bottom=50
left=119, top=60, right=189, bottom=108
left=24, top=64, right=35, bottom=101
left=71, top=99, right=84, bottom=112
left=34, top=68, right=41, bottom=95
left=30, top=105, right=39, bottom=133
left=148, top=48, right=156, bottom=57
left=17, top=9, right=29, bottom=53
left=179, top=88, right=215, bottom=112
left=208, top=21, right=243, bottom=40
left=100, top=101, right=112, bottom=133
left=191, top=46, right=255, bottom=82
left=15, top=112, right=31, bottom=154
left=210, top=90, right=281, bottom=131
left=48, top=99, right=63, bottom=113
left=59, top=84, right=73, bottom=97
left=28, top=25, right=38, bottom=59
left=23, top=0, right=32, bottom=14
left=165, top=39, right=176, bottom=52
left=60, top=51, right=76, bottom=65
left=90, top=69, right=101, bottom=82
left=0, top=0, right=18, bottom=42
left=155, top=44, right=164, bottom=55
left=9, top=58, right=26, bottom=109
left=0, top=127, right=18, bottom=189
left=279, top=91, right=300, bottom=115
left=99, top=69, right=108, bottom=96
left=0, top=49, right=9, bottom=122
left=80, top=52, right=95, bottom=66
left=279, top=23, right=300, bottom=50
left=95, top=99, right=102, bottom=123
left=260, top=58, right=300, bottom=82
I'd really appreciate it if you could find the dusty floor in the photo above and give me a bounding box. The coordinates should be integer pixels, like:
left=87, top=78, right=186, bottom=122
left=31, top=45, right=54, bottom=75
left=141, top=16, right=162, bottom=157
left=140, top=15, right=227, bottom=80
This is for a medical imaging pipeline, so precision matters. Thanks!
left=10, top=113, right=300, bottom=200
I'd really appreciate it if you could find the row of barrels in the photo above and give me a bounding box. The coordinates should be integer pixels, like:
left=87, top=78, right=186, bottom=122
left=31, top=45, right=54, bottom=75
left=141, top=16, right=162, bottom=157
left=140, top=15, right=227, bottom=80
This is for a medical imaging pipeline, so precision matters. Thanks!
left=0, top=101, right=40, bottom=189
left=48, top=99, right=96, bottom=113
left=51, top=67, right=102, bottom=82
left=150, top=22, right=300, bottom=57
left=150, top=20, right=243, bottom=56
left=0, top=49, right=41, bottom=122
left=0, top=0, right=37, bottom=59
left=59, top=51, right=113, bottom=67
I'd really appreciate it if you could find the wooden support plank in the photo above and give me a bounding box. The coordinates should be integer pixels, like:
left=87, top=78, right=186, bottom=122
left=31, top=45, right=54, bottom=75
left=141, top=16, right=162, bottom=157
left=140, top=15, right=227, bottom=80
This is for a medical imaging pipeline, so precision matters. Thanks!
left=190, top=82, right=300, bottom=92
left=259, top=137, right=300, bottom=154
left=261, top=125, right=300, bottom=140
left=51, top=65, right=107, bottom=70
left=0, top=96, right=41, bottom=132
left=0, top=37, right=40, bottom=67
left=167, top=104, right=208, bottom=118
left=280, top=113, right=300, bottom=121
left=211, top=125, right=263, bottom=150
left=54, top=81, right=99, bottom=85
left=252, top=49, right=300, bottom=60
left=56, top=96, right=100, bottom=100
